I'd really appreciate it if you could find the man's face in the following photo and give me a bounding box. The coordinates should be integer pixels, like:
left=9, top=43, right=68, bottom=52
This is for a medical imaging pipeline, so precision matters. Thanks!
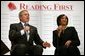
left=20, top=11, right=29, bottom=23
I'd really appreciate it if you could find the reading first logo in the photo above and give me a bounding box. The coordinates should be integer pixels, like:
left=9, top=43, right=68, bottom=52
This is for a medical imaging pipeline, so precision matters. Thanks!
left=8, top=2, right=16, bottom=11
left=7, top=2, right=73, bottom=11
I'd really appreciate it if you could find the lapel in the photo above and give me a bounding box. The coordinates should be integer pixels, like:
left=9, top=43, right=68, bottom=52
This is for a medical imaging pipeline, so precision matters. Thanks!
left=18, top=22, right=24, bottom=30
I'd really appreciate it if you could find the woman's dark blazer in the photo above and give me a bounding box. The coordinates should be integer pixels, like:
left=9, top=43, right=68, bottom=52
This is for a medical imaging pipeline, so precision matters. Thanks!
left=53, top=27, right=80, bottom=55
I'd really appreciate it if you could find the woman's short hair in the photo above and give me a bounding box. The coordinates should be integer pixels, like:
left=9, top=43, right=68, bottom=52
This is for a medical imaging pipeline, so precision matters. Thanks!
left=57, top=14, right=68, bottom=26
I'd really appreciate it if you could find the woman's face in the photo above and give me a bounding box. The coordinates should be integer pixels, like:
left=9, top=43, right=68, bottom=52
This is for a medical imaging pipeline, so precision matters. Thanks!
left=60, top=16, right=68, bottom=26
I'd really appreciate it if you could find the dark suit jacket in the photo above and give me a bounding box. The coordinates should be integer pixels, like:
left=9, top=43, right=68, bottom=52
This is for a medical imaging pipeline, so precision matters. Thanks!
left=9, top=22, right=44, bottom=50
left=53, top=27, right=80, bottom=55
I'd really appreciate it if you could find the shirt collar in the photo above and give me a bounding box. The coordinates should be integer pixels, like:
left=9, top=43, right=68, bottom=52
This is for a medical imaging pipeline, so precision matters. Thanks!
left=20, top=21, right=25, bottom=27
left=20, top=21, right=29, bottom=26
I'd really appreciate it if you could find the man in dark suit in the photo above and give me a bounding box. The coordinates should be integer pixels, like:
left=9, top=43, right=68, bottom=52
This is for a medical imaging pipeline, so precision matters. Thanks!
left=9, top=10, right=50, bottom=55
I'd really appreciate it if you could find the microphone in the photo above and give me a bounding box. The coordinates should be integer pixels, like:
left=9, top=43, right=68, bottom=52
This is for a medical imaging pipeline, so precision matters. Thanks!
left=24, top=22, right=30, bottom=34
left=24, top=22, right=30, bottom=41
